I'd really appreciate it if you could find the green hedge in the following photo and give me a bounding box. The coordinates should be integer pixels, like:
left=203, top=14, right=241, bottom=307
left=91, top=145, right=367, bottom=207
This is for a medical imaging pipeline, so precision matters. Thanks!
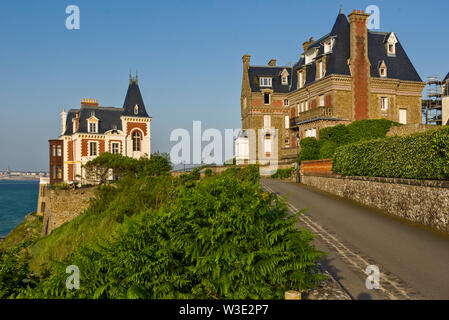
left=332, top=127, right=449, bottom=180
left=297, top=137, right=320, bottom=162
left=271, top=167, right=295, bottom=179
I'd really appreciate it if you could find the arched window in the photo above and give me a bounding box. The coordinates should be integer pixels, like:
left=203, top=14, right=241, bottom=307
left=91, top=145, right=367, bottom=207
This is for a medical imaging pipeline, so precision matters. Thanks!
left=132, top=131, right=141, bottom=152
left=134, top=105, right=139, bottom=115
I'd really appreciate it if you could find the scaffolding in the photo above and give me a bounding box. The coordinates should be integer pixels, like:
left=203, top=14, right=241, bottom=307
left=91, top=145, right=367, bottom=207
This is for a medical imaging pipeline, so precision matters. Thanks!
left=424, top=76, right=443, bottom=125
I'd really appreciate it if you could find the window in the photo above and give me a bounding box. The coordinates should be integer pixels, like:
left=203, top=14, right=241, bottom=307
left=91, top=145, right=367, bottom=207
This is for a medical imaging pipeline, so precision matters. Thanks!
left=52, top=145, right=56, bottom=157
left=132, top=131, right=141, bottom=152
left=324, top=39, right=333, bottom=54
left=52, top=165, right=56, bottom=179
left=284, top=99, right=289, bottom=106
left=285, top=116, right=289, bottom=129
left=263, top=115, right=271, bottom=128
left=111, top=143, right=120, bottom=155
left=305, top=101, right=309, bottom=111
left=319, top=95, right=325, bottom=107
left=260, top=77, right=272, bottom=87
left=264, top=93, right=270, bottom=105
left=298, top=72, right=304, bottom=88
left=56, top=145, right=62, bottom=157
left=318, top=61, right=323, bottom=79
left=89, top=142, right=98, bottom=156
left=89, top=122, right=97, bottom=133
left=56, top=166, right=62, bottom=179
left=264, top=136, right=272, bottom=154
left=380, top=67, right=387, bottom=77
left=134, top=105, right=139, bottom=115
left=282, top=76, right=288, bottom=85
left=305, top=128, right=317, bottom=138
left=381, top=97, right=389, bottom=111
left=298, top=103, right=301, bottom=114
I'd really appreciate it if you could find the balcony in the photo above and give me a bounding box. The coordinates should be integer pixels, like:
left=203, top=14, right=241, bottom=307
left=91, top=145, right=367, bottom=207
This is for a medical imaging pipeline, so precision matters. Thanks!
left=290, top=106, right=334, bottom=127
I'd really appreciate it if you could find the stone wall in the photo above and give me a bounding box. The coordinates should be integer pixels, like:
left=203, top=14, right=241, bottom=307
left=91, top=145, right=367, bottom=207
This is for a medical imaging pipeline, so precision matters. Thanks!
left=40, top=187, right=96, bottom=237
left=387, top=123, right=434, bottom=137
left=301, top=174, right=449, bottom=234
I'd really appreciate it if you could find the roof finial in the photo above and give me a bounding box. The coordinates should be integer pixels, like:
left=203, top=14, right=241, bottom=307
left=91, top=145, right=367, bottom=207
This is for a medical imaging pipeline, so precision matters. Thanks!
left=339, top=4, right=344, bottom=14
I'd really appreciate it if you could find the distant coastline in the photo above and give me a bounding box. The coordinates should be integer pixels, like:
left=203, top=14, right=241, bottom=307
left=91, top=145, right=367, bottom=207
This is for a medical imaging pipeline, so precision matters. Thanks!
left=0, top=176, right=42, bottom=181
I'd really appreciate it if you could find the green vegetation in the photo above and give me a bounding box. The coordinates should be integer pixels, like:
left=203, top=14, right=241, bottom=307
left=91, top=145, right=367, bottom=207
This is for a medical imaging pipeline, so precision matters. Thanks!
left=0, top=158, right=325, bottom=299
left=297, top=119, right=400, bottom=162
left=271, top=167, right=295, bottom=179
left=0, top=213, right=42, bottom=251
left=332, top=127, right=449, bottom=180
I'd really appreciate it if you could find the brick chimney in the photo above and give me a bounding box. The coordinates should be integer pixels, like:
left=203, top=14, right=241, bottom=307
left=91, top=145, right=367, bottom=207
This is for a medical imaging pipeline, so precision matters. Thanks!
left=242, top=54, right=251, bottom=71
left=302, top=37, right=314, bottom=52
left=81, top=98, right=99, bottom=107
left=268, top=59, right=277, bottom=66
left=348, top=9, right=371, bottom=120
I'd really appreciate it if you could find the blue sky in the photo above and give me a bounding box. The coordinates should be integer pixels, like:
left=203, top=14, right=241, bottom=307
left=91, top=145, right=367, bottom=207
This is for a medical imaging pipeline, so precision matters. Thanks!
left=0, top=0, right=448, bottom=171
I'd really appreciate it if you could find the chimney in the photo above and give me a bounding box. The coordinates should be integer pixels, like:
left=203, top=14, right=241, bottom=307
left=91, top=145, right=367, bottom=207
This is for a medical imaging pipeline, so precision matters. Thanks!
left=72, top=113, right=79, bottom=133
left=268, top=59, right=277, bottom=66
left=61, top=109, right=67, bottom=135
left=81, top=98, right=99, bottom=107
left=302, top=37, right=314, bottom=52
left=348, top=9, right=371, bottom=121
left=242, top=54, right=251, bottom=70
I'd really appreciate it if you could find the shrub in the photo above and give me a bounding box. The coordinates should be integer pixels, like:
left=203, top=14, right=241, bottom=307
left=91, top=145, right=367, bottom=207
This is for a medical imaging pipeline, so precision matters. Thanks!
left=271, top=167, right=295, bottom=179
left=297, top=138, right=320, bottom=163
left=346, top=119, right=400, bottom=143
left=332, top=127, right=449, bottom=180
left=19, top=171, right=325, bottom=299
left=204, top=168, right=213, bottom=177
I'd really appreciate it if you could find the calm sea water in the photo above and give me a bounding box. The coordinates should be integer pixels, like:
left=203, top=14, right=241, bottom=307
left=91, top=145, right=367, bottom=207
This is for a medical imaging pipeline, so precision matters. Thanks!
left=0, top=180, right=39, bottom=237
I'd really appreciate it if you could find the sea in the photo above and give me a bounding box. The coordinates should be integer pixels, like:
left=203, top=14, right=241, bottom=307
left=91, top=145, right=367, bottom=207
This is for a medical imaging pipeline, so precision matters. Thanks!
left=0, top=180, right=39, bottom=237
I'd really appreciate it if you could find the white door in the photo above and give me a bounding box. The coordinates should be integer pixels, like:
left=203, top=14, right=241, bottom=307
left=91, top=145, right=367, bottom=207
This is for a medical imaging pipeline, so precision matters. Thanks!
left=399, top=109, right=407, bottom=124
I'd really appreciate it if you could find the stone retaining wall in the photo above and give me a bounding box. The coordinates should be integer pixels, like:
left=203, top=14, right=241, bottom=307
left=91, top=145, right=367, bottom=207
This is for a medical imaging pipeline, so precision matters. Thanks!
left=40, top=187, right=96, bottom=237
left=301, top=174, right=449, bottom=234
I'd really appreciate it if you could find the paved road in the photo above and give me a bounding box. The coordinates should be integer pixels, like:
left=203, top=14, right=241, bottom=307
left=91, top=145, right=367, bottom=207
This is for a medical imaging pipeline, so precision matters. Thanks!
left=261, top=178, right=449, bottom=300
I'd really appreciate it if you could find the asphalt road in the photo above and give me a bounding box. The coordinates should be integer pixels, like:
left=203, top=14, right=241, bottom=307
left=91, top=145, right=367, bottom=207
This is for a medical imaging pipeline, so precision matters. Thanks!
left=261, top=178, right=449, bottom=300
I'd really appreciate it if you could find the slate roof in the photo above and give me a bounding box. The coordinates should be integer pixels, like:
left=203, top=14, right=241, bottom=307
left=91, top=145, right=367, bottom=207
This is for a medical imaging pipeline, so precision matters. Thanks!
left=62, top=79, right=150, bottom=136
left=123, top=79, right=149, bottom=117
left=248, top=66, right=292, bottom=93
left=247, top=11, right=422, bottom=94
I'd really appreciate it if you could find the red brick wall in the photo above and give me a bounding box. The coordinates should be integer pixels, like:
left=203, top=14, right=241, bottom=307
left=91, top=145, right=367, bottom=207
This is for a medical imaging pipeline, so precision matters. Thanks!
left=127, top=122, right=147, bottom=136
left=272, top=100, right=283, bottom=107
left=252, top=99, right=263, bottom=107
left=301, top=159, right=333, bottom=176
left=325, top=94, right=331, bottom=107
left=311, top=99, right=317, bottom=109
left=67, top=141, right=73, bottom=161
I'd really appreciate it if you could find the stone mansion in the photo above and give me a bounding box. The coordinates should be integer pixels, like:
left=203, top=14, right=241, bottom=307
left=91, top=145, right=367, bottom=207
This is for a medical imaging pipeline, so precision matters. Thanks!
left=235, top=8, right=425, bottom=165
left=48, top=75, right=152, bottom=184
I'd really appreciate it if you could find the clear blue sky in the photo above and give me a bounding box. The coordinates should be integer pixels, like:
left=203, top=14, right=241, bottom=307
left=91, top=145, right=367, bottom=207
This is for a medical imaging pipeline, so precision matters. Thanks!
left=0, top=0, right=448, bottom=171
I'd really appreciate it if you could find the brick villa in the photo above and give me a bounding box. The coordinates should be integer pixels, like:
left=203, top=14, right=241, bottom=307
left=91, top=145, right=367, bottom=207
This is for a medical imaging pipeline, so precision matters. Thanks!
left=235, top=8, right=425, bottom=165
left=48, top=74, right=152, bottom=184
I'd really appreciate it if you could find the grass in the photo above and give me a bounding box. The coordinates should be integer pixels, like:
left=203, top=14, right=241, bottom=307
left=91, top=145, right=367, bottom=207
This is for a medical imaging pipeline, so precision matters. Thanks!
left=0, top=212, right=43, bottom=251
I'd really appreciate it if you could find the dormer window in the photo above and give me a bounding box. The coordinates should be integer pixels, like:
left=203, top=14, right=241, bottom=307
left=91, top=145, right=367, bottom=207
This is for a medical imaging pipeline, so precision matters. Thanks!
left=134, top=104, right=139, bottom=115
left=281, top=68, right=289, bottom=85
left=304, top=48, right=319, bottom=65
left=317, top=60, right=326, bottom=79
left=378, top=61, right=387, bottom=78
left=298, top=70, right=306, bottom=89
left=89, top=122, right=97, bottom=133
left=385, top=32, right=398, bottom=56
left=260, top=77, right=272, bottom=87
left=323, top=38, right=335, bottom=54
